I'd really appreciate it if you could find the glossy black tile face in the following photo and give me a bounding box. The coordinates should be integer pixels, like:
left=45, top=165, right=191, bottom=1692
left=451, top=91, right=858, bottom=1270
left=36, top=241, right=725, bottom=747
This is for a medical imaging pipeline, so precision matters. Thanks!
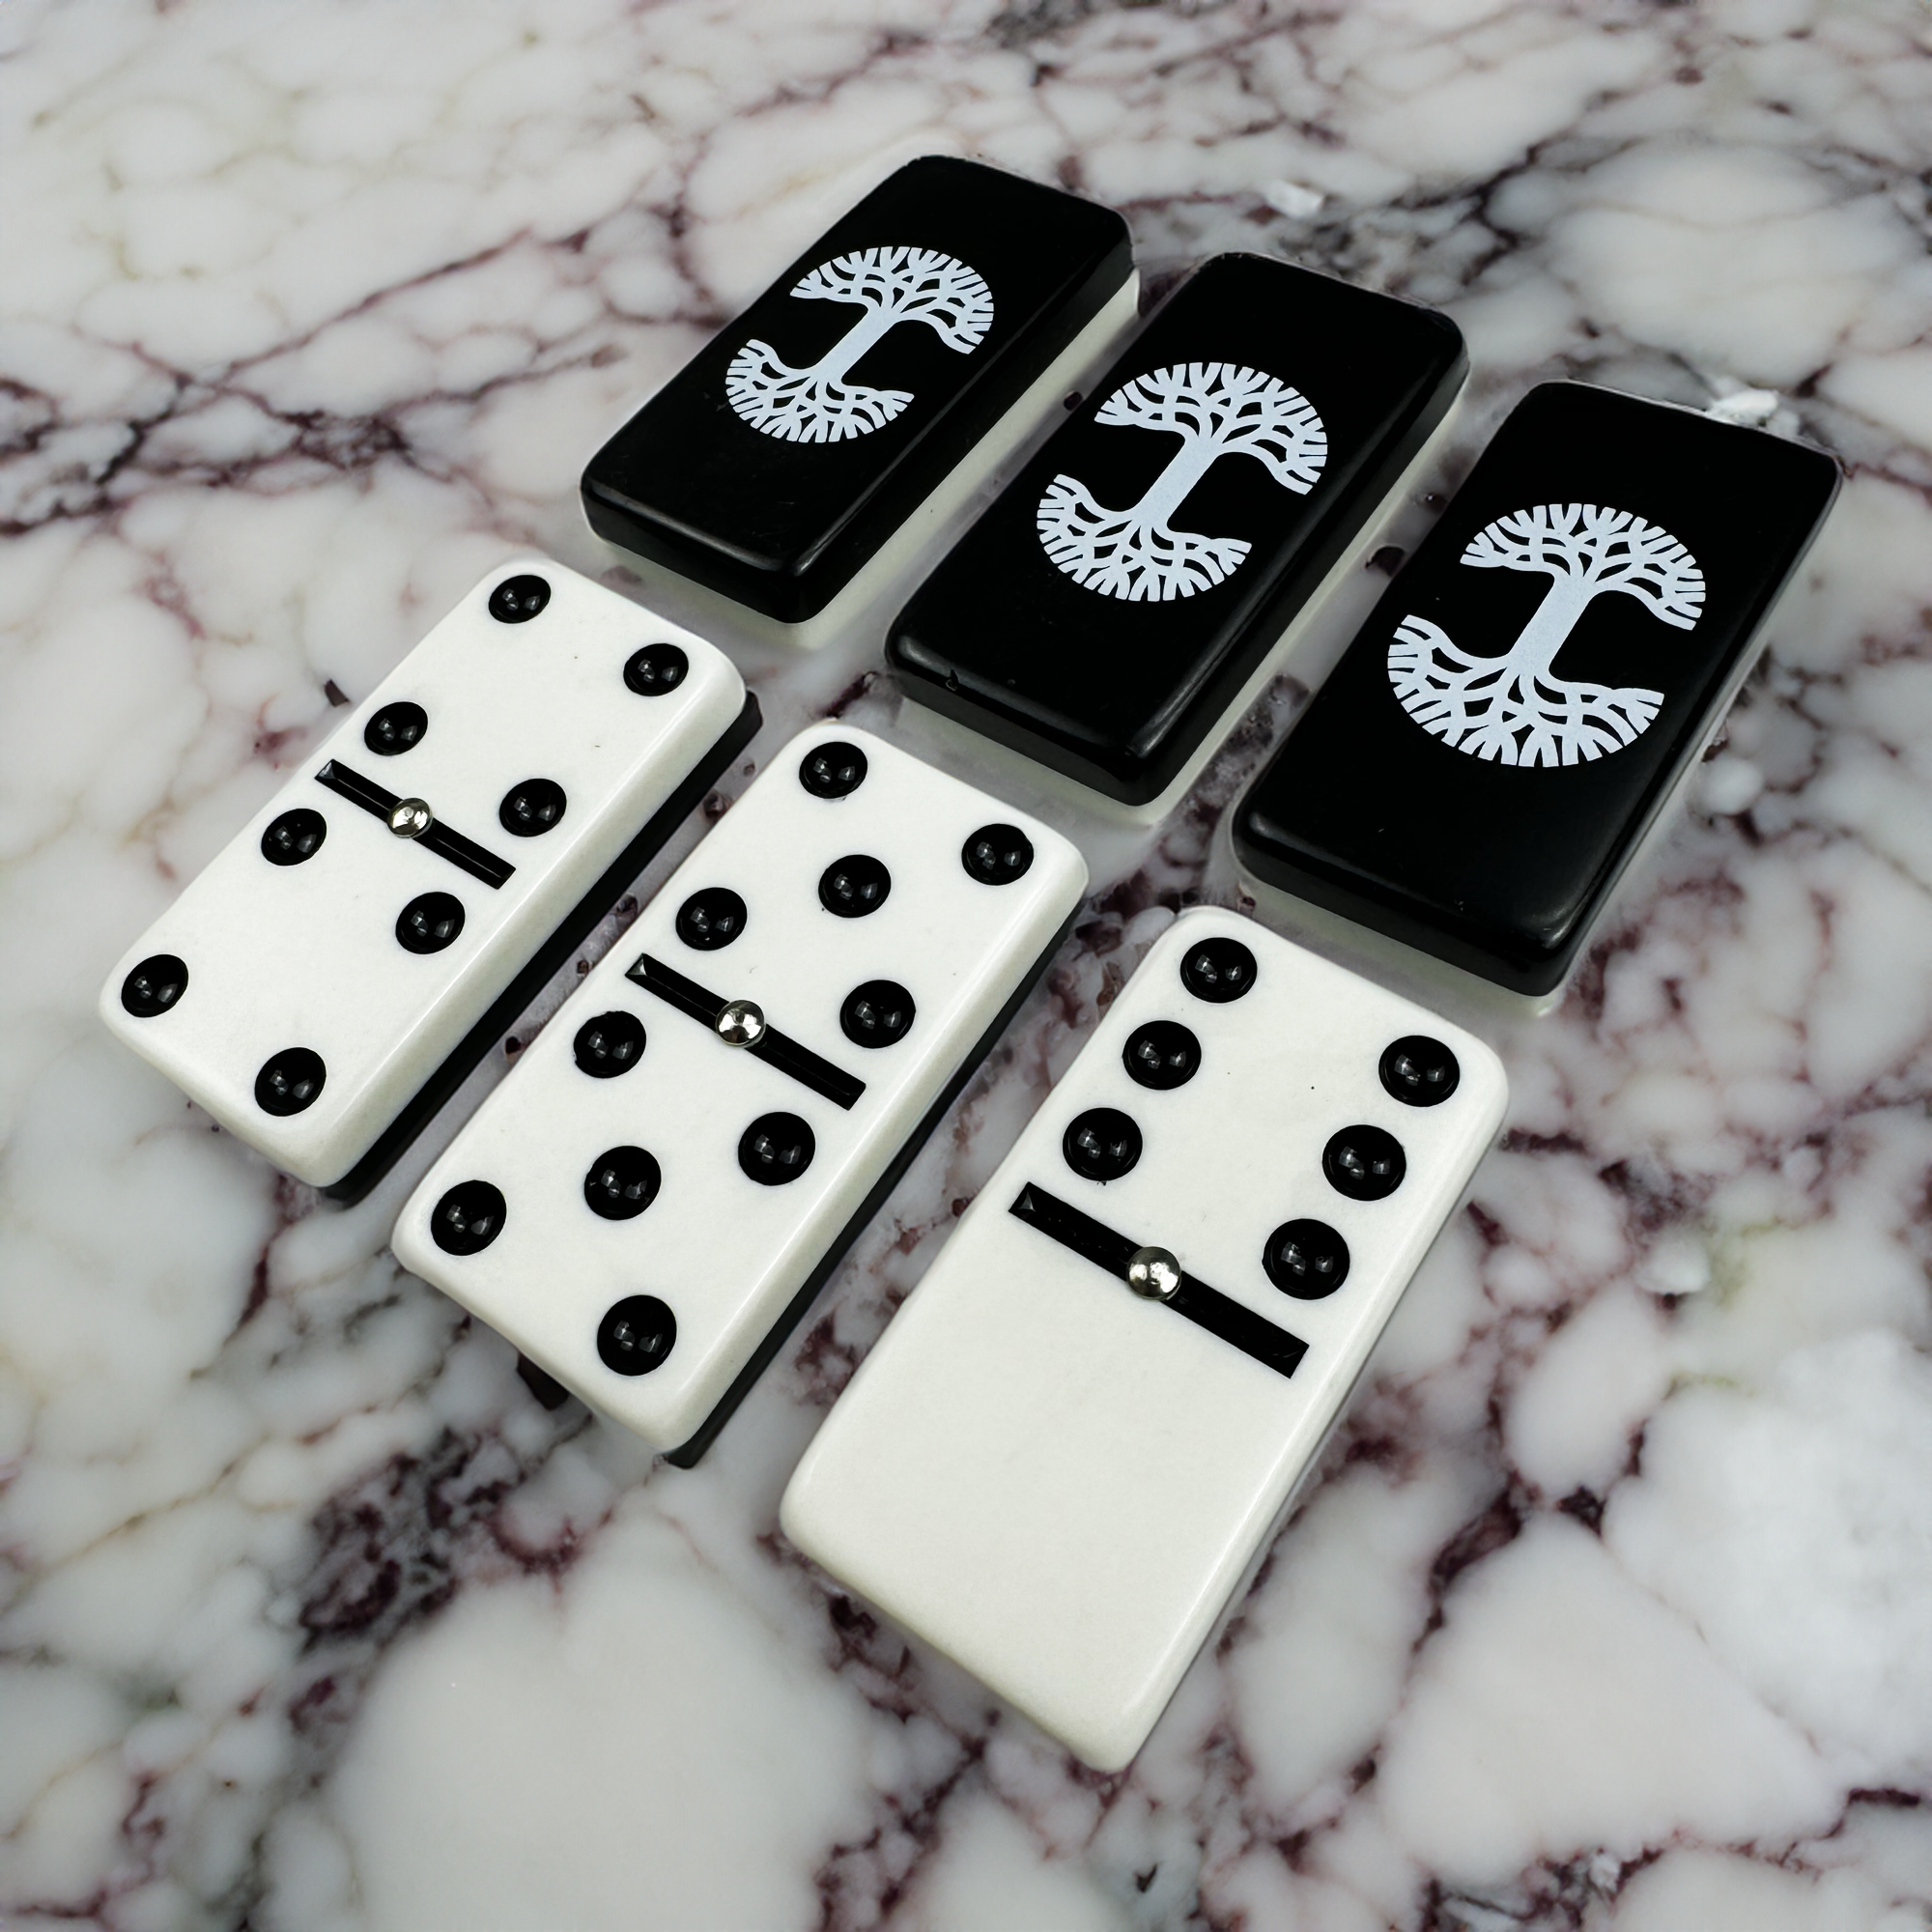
left=1236, top=383, right=1841, bottom=994
left=887, top=254, right=1467, bottom=803
left=581, top=156, right=1131, bottom=623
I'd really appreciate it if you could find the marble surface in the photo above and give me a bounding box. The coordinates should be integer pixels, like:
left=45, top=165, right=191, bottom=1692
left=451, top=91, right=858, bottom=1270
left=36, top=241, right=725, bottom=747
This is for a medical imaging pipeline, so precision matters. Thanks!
left=6, top=1, right=1932, bottom=1926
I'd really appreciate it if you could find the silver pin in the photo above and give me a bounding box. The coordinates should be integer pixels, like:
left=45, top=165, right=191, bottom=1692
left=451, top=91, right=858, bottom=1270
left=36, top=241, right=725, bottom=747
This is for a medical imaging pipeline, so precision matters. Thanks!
left=715, top=999, right=766, bottom=1047
left=1125, top=1244, right=1180, bottom=1302
left=388, top=798, right=434, bottom=838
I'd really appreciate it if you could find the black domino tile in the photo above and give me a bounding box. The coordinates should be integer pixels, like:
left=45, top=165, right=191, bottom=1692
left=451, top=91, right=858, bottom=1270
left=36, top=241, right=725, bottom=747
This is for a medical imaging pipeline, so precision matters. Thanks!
left=1235, top=383, right=1841, bottom=995
left=887, top=253, right=1467, bottom=804
left=581, top=156, right=1131, bottom=624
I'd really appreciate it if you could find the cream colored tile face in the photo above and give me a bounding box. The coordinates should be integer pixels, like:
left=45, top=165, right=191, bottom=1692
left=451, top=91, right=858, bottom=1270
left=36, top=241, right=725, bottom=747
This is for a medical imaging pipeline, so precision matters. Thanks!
left=391, top=725, right=1088, bottom=1460
left=781, top=908, right=1507, bottom=1772
left=99, top=559, right=748, bottom=1189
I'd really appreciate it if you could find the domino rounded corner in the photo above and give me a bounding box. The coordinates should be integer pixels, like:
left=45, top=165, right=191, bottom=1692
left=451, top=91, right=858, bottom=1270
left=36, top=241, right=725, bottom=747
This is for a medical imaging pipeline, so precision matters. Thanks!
left=1043, top=1707, right=1154, bottom=1778
left=479, top=551, right=558, bottom=582
left=385, top=1198, right=436, bottom=1286
left=774, top=1463, right=832, bottom=1569
left=96, top=960, right=136, bottom=1042
left=1455, top=1033, right=1512, bottom=1142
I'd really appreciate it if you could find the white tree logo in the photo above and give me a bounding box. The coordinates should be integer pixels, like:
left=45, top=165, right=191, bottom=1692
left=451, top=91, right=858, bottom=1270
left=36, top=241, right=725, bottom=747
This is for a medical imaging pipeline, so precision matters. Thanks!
left=724, top=246, right=994, bottom=444
left=1388, top=502, right=1705, bottom=768
left=1037, top=363, right=1325, bottom=602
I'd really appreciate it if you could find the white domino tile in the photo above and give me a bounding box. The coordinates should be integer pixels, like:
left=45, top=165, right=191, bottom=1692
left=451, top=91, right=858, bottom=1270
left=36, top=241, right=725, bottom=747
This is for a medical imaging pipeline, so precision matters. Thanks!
left=99, top=558, right=749, bottom=1191
left=781, top=906, right=1507, bottom=1770
left=391, top=724, right=1089, bottom=1460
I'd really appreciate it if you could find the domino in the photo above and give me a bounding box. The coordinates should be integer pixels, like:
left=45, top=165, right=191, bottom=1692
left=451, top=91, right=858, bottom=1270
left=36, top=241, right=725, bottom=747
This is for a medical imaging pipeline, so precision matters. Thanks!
left=781, top=908, right=1506, bottom=1771
left=100, top=559, right=756, bottom=1200
left=888, top=253, right=1466, bottom=809
left=581, top=156, right=1136, bottom=636
left=390, top=724, right=1088, bottom=1464
left=1235, top=382, right=1841, bottom=994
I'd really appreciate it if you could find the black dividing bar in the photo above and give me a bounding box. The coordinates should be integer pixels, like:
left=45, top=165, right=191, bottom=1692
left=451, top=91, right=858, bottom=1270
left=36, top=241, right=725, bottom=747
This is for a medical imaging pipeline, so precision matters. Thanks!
left=1009, top=1181, right=1308, bottom=1379
left=628, top=951, right=719, bottom=1028
left=314, top=760, right=514, bottom=890
left=314, top=759, right=397, bottom=819
left=419, top=819, right=514, bottom=891
left=625, top=952, right=866, bottom=1111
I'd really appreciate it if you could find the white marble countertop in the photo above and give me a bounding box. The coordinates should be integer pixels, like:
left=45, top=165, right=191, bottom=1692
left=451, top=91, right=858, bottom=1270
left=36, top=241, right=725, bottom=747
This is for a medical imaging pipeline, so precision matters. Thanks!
left=7, top=2, right=1932, bottom=1927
